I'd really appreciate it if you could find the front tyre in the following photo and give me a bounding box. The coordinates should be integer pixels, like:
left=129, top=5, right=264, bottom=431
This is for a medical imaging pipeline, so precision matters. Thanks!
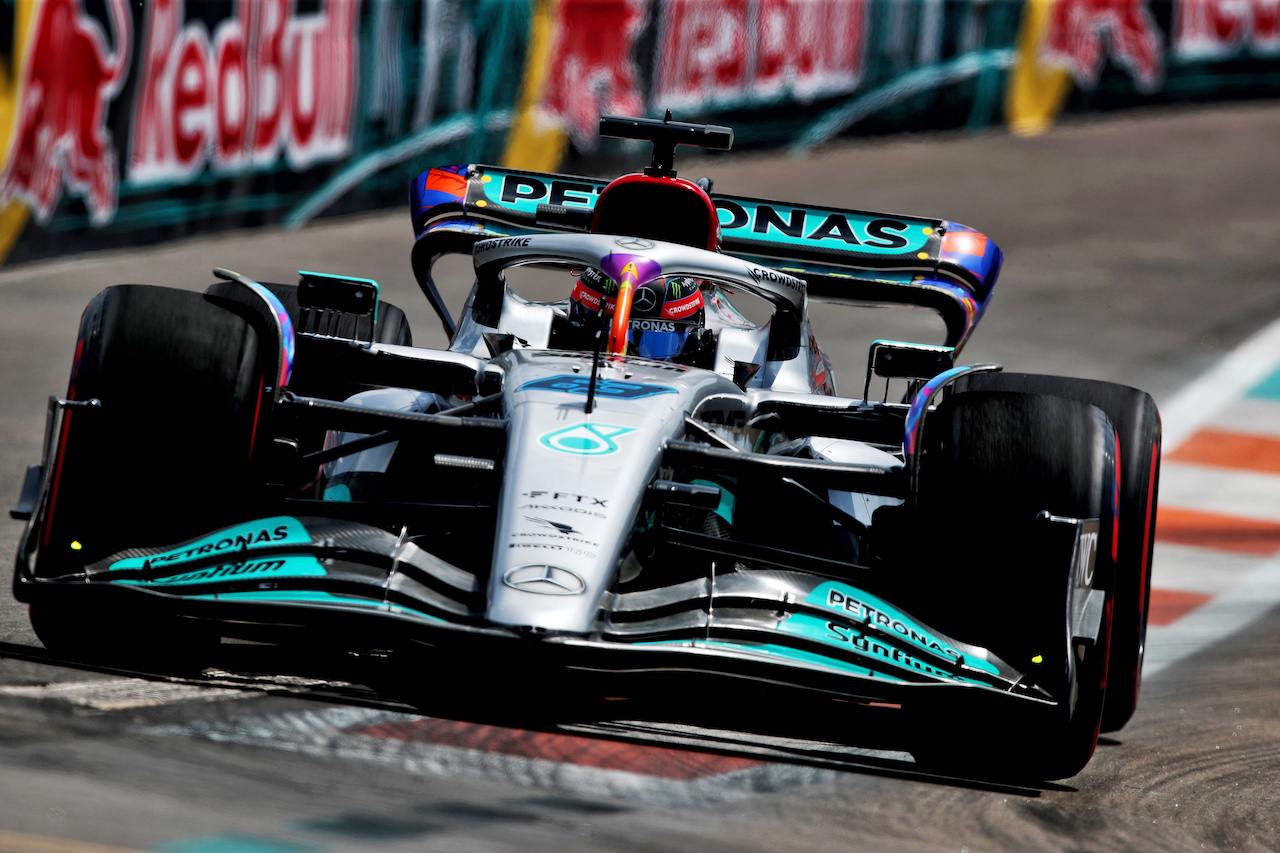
left=955, top=373, right=1161, bottom=733
left=910, top=391, right=1117, bottom=780
left=32, top=285, right=271, bottom=661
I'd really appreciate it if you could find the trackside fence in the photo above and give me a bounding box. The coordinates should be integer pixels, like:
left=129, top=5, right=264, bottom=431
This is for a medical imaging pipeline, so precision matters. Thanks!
left=0, top=0, right=1275, bottom=264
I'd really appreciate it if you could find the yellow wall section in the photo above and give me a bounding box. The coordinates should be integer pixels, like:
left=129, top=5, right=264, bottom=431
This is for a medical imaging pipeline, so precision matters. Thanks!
left=1006, top=0, right=1073, bottom=137
left=0, top=0, right=36, bottom=266
left=500, top=0, right=570, bottom=172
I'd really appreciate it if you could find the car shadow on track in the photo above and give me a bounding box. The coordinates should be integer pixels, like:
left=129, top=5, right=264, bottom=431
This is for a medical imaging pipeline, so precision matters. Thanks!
left=0, top=638, right=1075, bottom=798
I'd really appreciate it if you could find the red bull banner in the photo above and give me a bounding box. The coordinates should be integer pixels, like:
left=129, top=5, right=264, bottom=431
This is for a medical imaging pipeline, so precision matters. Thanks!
left=0, top=0, right=365, bottom=261
left=129, top=0, right=358, bottom=183
left=1, top=0, right=132, bottom=227
left=0, top=0, right=1276, bottom=266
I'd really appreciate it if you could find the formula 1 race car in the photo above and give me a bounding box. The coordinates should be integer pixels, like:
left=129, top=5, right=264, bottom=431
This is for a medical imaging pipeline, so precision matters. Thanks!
left=10, top=115, right=1160, bottom=780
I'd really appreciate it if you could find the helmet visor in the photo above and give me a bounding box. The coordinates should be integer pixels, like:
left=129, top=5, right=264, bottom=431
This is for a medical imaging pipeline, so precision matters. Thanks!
left=628, top=326, right=694, bottom=361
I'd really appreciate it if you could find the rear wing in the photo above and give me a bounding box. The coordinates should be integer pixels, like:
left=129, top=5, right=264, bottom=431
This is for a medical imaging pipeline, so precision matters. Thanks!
left=409, top=165, right=1002, bottom=351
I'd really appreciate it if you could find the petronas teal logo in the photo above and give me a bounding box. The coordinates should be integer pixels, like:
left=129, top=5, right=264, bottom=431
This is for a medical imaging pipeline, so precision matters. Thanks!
left=540, top=423, right=635, bottom=455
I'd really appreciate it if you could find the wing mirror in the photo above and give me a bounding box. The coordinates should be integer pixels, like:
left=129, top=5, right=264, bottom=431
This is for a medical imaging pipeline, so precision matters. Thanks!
left=863, top=340, right=955, bottom=404
left=297, top=271, right=380, bottom=347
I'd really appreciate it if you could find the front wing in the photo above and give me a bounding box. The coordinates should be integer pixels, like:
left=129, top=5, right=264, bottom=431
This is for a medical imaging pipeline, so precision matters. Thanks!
left=15, top=510, right=1102, bottom=714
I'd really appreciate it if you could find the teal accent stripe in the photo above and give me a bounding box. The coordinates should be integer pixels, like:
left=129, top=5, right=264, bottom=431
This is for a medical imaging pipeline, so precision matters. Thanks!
left=299, top=270, right=379, bottom=287
left=152, top=834, right=318, bottom=853
left=109, top=517, right=312, bottom=572
left=323, top=484, right=352, bottom=502
left=792, top=49, right=1017, bottom=153
left=52, top=192, right=303, bottom=232
left=1247, top=366, right=1280, bottom=401
left=207, top=590, right=370, bottom=604
left=186, top=589, right=448, bottom=624
left=283, top=110, right=512, bottom=229
left=636, top=638, right=900, bottom=681
left=691, top=478, right=735, bottom=525
left=699, top=639, right=887, bottom=679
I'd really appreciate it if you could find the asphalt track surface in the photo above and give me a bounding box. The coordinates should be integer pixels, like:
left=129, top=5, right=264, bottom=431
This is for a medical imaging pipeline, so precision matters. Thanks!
left=0, top=103, right=1278, bottom=851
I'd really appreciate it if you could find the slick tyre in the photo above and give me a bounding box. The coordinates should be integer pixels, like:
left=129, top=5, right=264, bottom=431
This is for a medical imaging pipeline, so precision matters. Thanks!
left=911, top=391, right=1117, bottom=780
left=40, top=285, right=269, bottom=580
left=956, top=373, right=1161, bottom=733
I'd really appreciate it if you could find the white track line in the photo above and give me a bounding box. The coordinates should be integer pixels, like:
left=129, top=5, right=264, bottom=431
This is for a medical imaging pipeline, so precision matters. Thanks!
left=1149, top=542, right=1265, bottom=596
left=1158, top=316, right=1280, bottom=449
left=1147, top=315, right=1280, bottom=677
left=1205, top=397, right=1280, bottom=438
left=1145, top=553, right=1280, bottom=677
left=0, top=679, right=250, bottom=710
left=0, top=670, right=358, bottom=711
left=1158, top=463, right=1280, bottom=523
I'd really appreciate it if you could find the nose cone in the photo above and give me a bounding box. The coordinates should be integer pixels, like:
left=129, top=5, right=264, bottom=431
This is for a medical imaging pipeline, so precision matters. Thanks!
left=484, top=407, right=666, bottom=634
left=484, top=355, right=685, bottom=634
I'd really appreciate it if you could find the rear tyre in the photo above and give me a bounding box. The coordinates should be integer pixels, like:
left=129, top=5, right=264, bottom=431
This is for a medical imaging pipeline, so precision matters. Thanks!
left=910, top=391, right=1117, bottom=780
left=35, top=285, right=268, bottom=658
left=956, top=373, right=1161, bottom=732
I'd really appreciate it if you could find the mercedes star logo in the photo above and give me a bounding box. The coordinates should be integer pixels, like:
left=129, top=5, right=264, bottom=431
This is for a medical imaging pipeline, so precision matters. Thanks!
left=615, top=237, right=655, bottom=250
left=503, top=564, right=587, bottom=596
left=632, top=287, right=659, bottom=313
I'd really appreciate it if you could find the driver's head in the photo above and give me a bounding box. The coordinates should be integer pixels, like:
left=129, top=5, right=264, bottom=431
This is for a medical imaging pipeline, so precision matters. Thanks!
left=569, top=267, right=708, bottom=361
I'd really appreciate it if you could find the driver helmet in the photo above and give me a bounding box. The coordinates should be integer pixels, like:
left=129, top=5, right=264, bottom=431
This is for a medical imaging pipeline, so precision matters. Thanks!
left=569, top=266, right=706, bottom=361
